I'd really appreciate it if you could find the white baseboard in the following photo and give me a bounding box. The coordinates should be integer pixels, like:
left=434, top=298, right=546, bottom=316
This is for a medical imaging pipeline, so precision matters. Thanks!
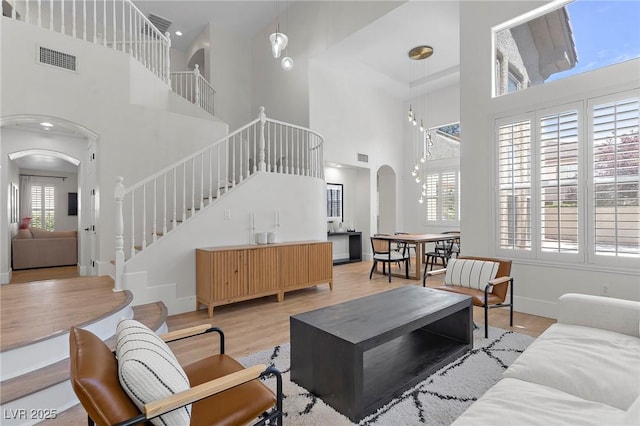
left=513, top=295, right=558, bottom=320
left=1, top=270, right=11, bottom=284
left=95, top=260, right=114, bottom=278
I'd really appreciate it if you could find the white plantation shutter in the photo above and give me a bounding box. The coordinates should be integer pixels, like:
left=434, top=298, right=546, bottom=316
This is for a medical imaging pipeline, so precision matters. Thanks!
left=424, top=170, right=460, bottom=223
left=539, top=110, right=580, bottom=253
left=30, top=184, right=56, bottom=231
left=426, top=173, right=438, bottom=221
left=592, top=96, right=639, bottom=258
left=497, top=120, right=532, bottom=251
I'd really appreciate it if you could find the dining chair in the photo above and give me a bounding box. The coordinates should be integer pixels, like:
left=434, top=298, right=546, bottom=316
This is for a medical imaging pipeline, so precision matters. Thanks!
left=425, top=237, right=454, bottom=271
left=369, top=236, right=410, bottom=283
left=393, top=232, right=416, bottom=267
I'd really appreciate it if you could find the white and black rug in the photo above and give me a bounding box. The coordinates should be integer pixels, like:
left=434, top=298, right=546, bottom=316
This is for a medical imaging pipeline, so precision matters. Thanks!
left=239, top=324, right=534, bottom=425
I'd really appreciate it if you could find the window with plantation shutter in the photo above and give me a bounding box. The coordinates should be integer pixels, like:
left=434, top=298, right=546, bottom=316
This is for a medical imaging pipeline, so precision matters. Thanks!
left=496, top=90, right=639, bottom=268
left=591, top=96, right=639, bottom=258
left=31, top=184, right=56, bottom=231
left=540, top=110, right=580, bottom=253
left=424, top=170, right=460, bottom=223
left=497, top=120, right=532, bottom=251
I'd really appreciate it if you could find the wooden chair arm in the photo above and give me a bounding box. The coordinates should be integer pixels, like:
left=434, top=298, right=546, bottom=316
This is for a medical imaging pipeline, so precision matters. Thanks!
left=426, top=268, right=447, bottom=276
left=160, top=324, right=213, bottom=343
left=144, top=364, right=267, bottom=420
left=488, top=276, right=512, bottom=286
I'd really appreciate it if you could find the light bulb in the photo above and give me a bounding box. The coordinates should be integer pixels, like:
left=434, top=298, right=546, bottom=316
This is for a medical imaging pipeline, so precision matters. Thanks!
left=411, top=170, right=417, bottom=177
left=408, top=105, right=413, bottom=121
left=281, top=56, right=294, bottom=70
left=427, top=150, right=432, bottom=157
left=269, top=32, right=288, bottom=58
left=415, top=176, right=421, bottom=183
left=412, top=119, right=417, bottom=126
left=418, top=198, right=424, bottom=204
left=419, top=120, right=425, bottom=132
left=420, top=157, right=426, bottom=163
left=414, top=164, right=419, bottom=171
left=422, top=190, right=426, bottom=197
left=422, top=183, right=427, bottom=189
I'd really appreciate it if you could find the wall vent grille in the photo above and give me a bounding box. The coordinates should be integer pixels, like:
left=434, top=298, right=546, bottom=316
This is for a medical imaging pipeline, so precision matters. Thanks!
left=357, top=153, right=369, bottom=163
left=145, top=13, right=172, bottom=35
left=39, top=47, right=76, bottom=71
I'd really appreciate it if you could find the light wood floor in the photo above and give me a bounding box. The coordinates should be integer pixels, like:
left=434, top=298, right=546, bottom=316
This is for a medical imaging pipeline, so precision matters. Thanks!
left=29, top=261, right=556, bottom=425
left=0, top=276, right=130, bottom=351
left=9, top=265, right=80, bottom=283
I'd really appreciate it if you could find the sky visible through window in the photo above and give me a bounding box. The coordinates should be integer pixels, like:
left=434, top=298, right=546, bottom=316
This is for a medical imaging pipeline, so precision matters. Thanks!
left=547, top=0, right=640, bottom=82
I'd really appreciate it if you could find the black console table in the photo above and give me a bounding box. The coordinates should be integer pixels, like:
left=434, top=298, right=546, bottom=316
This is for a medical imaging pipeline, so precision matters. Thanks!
left=327, top=231, right=362, bottom=265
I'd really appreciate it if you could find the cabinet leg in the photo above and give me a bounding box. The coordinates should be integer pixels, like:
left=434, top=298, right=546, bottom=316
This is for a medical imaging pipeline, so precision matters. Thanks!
left=208, top=305, right=214, bottom=318
left=276, top=291, right=284, bottom=302
left=329, top=280, right=333, bottom=291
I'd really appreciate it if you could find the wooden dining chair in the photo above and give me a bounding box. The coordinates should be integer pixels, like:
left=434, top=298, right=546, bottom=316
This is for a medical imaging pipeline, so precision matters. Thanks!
left=369, top=236, right=410, bottom=283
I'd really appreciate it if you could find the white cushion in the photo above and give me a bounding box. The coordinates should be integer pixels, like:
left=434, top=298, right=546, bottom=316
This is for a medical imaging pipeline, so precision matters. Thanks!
left=452, top=378, right=626, bottom=426
left=116, top=319, right=191, bottom=426
left=373, top=251, right=407, bottom=261
left=444, top=259, right=499, bottom=290
left=503, top=323, right=640, bottom=410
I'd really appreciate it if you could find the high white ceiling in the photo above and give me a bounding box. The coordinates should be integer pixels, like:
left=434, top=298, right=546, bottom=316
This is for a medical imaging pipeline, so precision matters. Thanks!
left=135, top=0, right=461, bottom=99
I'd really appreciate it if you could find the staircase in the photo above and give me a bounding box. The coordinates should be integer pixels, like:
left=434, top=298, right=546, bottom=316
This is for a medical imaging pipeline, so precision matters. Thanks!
left=114, top=106, right=325, bottom=292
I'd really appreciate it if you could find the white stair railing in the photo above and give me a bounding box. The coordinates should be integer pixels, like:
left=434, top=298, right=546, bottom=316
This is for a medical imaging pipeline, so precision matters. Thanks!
left=170, top=64, right=216, bottom=116
left=3, top=0, right=171, bottom=84
left=114, top=107, right=324, bottom=290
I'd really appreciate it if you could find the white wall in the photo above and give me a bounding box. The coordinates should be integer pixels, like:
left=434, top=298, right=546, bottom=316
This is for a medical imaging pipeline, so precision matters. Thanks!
left=124, top=172, right=326, bottom=313
left=460, top=1, right=640, bottom=316
left=0, top=156, right=20, bottom=283
left=377, top=165, right=397, bottom=234
left=1, top=19, right=229, bottom=277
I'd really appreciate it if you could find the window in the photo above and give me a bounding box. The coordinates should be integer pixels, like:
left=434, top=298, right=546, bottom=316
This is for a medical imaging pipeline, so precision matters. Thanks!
left=591, top=96, right=639, bottom=258
left=326, top=183, right=343, bottom=222
left=493, top=0, right=640, bottom=97
left=424, top=169, right=460, bottom=223
left=31, top=184, right=55, bottom=231
left=496, top=91, right=639, bottom=266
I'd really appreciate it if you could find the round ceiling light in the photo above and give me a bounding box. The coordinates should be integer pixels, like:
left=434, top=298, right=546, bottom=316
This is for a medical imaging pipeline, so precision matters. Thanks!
left=408, top=45, right=434, bottom=60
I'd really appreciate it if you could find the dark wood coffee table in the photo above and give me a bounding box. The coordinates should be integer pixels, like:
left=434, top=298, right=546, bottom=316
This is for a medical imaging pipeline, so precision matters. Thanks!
left=290, top=286, right=472, bottom=422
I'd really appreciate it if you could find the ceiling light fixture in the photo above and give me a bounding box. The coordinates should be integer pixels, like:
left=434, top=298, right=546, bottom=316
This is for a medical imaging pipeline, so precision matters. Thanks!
left=407, top=45, right=434, bottom=204
left=40, top=122, right=53, bottom=127
left=270, top=1, right=293, bottom=70
left=174, top=30, right=183, bottom=36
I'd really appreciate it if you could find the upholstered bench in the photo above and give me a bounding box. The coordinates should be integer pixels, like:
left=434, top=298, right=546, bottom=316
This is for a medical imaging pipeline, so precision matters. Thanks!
left=423, top=256, right=514, bottom=337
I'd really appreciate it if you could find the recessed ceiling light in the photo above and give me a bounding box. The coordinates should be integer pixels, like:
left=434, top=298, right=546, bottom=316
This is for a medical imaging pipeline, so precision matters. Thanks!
left=175, top=31, right=183, bottom=36
left=40, top=122, right=54, bottom=127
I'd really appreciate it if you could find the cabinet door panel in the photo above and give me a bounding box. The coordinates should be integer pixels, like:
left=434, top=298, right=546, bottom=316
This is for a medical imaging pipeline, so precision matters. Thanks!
left=248, top=247, right=279, bottom=293
left=279, top=245, right=309, bottom=287
left=308, top=242, right=333, bottom=283
left=211, top=250, right=246, bottom=300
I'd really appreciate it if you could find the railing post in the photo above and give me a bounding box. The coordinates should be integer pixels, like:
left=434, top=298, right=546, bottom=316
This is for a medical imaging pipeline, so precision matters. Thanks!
left=194, top=64, right=201, bottom=107
left=259, top=106, right=267, bottom=172
left=114, top=176, right=125, bottom=292
left=165, top=32, right=171, bottom=84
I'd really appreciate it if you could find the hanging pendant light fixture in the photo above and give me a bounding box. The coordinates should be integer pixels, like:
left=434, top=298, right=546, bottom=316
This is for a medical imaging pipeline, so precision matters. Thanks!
left=270, top=1, right=294, bottom=70
left=406, top=45, right=434, bottom=203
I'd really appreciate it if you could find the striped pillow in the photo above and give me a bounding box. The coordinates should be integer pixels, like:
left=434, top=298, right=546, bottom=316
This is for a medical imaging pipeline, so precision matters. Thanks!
left=115, top=319, right=191, bottom=426
left=444, top=259, right=499, bottom=290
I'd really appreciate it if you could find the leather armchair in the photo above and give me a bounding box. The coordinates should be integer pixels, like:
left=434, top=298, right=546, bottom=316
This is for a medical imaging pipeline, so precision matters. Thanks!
left=69, top=324, right=283, bottom=426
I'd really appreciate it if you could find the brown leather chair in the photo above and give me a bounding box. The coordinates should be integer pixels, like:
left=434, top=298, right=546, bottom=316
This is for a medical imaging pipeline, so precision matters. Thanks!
left=423, top=255, right=513, bottom=338
left=69, top=324, right=282, bottom=426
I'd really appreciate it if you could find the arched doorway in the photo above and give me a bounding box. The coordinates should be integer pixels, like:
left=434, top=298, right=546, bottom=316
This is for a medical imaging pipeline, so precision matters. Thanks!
left=187, top=48, right=206, bottom=79
left=0, top=115, right=99, bottom=282
left=376, top=165, right=397, bottom=234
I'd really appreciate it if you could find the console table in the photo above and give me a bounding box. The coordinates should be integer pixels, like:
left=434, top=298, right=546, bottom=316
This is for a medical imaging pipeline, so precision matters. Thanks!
left=196, top=241, right=333, bottom=317
left=327, top=231, right=362, bottom=265
left=290, top=286, right=472, bottom=422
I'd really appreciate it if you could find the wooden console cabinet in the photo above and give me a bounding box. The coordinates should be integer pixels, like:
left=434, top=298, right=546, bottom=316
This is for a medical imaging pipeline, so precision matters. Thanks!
left=196, top=241, right=333, bottom=317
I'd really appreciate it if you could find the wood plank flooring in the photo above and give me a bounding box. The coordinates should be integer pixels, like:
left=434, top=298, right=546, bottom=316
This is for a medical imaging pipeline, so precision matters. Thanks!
left=9, top=265, right=80, bottom=283
left=0, top=276, right=130, bottom=351
left=25, top=261, right=555, bottom=425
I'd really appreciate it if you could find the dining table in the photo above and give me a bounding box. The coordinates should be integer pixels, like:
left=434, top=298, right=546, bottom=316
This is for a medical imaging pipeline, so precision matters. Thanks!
left=373, top=233, right=460, bottom=280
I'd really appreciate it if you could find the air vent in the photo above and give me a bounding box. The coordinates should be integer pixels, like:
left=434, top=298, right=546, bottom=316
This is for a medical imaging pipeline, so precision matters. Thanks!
left=357, top=153, right=369, bottom=163
left=39, top=47, right=76, bottom=71
left=144, top=13, right=172, bottom=35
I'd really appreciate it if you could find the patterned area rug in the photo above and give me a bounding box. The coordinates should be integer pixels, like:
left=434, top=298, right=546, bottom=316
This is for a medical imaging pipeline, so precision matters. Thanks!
left=239, top=324, right=534, bottom=425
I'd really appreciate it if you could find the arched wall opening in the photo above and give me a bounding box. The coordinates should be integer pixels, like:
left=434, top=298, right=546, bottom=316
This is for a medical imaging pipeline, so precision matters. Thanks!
left=376, top=165, right=397, bottom=234
left=0, top=115, right=99, bottom=283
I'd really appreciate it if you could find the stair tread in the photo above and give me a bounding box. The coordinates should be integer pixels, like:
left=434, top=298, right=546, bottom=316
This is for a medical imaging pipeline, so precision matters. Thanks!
left=0, top=302, right=167, bottom=405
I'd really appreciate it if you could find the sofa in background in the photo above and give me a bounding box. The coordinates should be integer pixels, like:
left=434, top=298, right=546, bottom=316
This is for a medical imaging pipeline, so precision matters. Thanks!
left=12, top=228, right=78, bottom=270
left=453, top=293, right=640, bottom=425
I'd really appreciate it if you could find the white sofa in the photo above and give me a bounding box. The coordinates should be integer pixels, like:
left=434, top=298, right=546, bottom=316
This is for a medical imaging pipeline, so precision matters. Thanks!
left=453, top=293, right=640, bottom=425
